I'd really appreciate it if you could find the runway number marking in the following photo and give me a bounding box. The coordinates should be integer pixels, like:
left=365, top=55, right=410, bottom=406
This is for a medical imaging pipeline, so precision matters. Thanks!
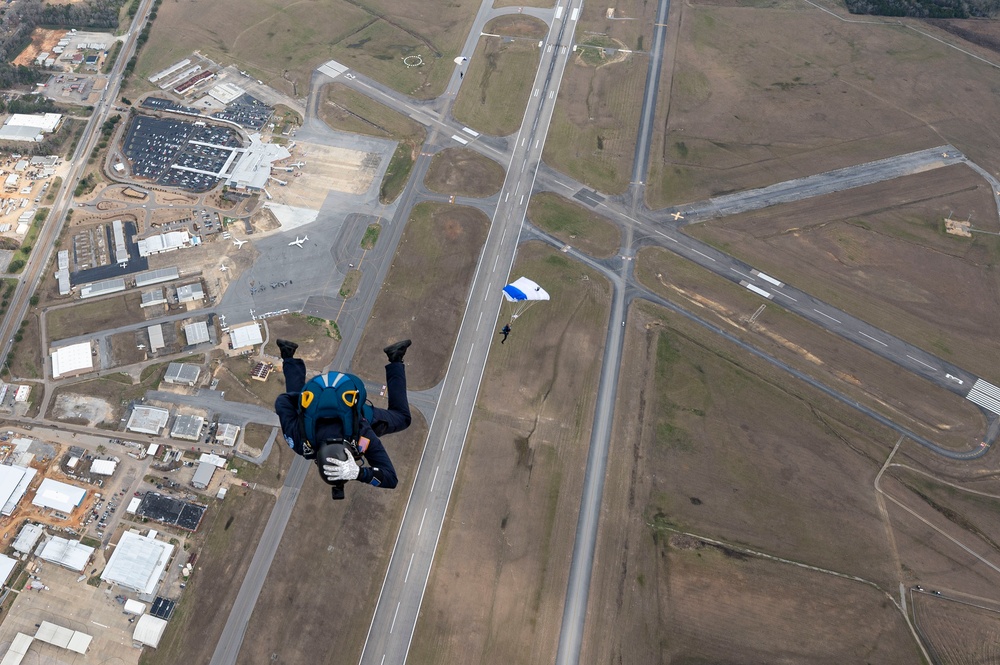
left=858, top=331, right=888, bottom=347
left=813, top=309, right=842, bottom=324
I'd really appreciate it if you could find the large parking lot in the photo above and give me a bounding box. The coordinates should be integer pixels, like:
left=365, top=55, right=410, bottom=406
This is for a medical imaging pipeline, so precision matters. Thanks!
left=211, top=93, right=272, bottom=129
left=121, top=116, right=241, bottom=191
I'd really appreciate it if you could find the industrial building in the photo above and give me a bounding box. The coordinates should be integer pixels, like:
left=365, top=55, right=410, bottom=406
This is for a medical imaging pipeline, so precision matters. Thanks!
left=176, top=282, right=205, bottom=303
left=55, top=249, right=70, bottom=295
left=170, top=414, right=204, bottom=441
left=133, top=615, right=168, bottom=648
left=135, top=266, right=180, bottom=287
left=0, top=464, right=35, bottom=516
left=101, top=530, right=175, bottom=595
left=229, top=322, right=262, bottom=349
left=190, top=461, right=215, bottom=489
left=32, top=478, right=86, bottom=514
left=126, top=405, right=170, bottom=435
left=184, top=320, right=211, bottom=345
left=215, top=423, right=240, bottom=447
left=137, top=230, right=192, bottom=257
left=0, top=553, right=15, bottom=585
left=36, top=536, right=94, bottom=571
left=79, top=277, right=126, bottom=299
left=141, top=288, right=167, bottom=308
left=148, top=324, right=165, bottom=352
left=0, top=113, right=62, bottom=142
left=12, top=523, right=43, bottom=554
left=90, top=459, right=117, bottom=476
left=164, top=362, right=200, bottom=386
left=50, top=342, right=93, bottom=379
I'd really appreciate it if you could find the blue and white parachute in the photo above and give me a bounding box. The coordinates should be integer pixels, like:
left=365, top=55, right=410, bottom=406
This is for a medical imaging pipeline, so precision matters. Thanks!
left=502, top=277, right=549, bottom=320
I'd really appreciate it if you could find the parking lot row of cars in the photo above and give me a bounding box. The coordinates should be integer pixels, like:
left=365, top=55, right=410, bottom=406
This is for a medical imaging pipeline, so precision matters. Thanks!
left=122, top=115, right=242, bottom=191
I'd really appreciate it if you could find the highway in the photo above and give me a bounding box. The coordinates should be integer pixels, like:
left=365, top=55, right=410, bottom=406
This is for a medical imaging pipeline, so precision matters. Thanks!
left=0, top=0, right=158, bottom=375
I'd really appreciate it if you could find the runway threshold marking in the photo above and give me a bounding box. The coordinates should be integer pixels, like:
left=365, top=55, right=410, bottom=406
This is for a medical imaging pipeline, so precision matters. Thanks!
left=906, top=354, right=936, bottom=370
left=858, top=331, right=888, bottom=347
left=813, top=309, right=842, bottom=324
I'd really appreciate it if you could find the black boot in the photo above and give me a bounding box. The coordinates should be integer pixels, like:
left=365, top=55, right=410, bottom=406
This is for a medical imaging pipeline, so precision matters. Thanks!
left=277, top=339, right=298, bottom=359
left=383, top=339, right=411, bottom=363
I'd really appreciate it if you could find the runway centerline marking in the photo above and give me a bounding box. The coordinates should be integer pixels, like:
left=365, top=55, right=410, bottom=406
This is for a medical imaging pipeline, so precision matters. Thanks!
left=689, top=248, right=716, bottom=261
left=456, top=378, right=465, bottom=405
left=418, top=508, right=428, bottom=536
left=858, top=331, right=888, bottom=347
left=431, top=466, right=439, bottom=492
left=813, top=309, right=842, bottom=324
left=907, top=354, right=937, bottom=370
left=405, top=552, right=415, bottom=583
left=390, top=603, right=400, bottom=633
left=774, top=291, right=797, bottom=302
left=731, top=268, right=753, bottom=280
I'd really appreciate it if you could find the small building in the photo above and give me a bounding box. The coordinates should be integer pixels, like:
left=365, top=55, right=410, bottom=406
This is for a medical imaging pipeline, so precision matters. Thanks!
left=34, top=621, right=92, bottom=655
left=126, top=406, right=170, bottom=435
left=229, top=323, right=262, bottom=350
left=215, top=423, right=240, bottom=447
left=101, top=530, right=175, bottom=595
left=147, top=324, right=165, bottom=352
left=164, top=363, right=200, bottom=386
left=50, top=342, right=93, bottom=379
left=13, top=523, right=43, bottom=554
left=126, top=496, right=141, bottom=514
left=170, top=414, right=204, bottom=441
left=3, top=174, right=17, bottom=191
left=36, top=536, right=93, bottom=571
left=124, top=599, right=147, bottom=615
left=140, top=288, right=167, bottom=308
left=32, top=478, right=86, bottom=514
left=13, top=385, right=30, bottom=402
left=191, top=461, right=215, bottom=490
left=133, top=615, right=168, bottom=648
left=184, top=321, right=210, bottom=346
left=90, top=459, right=117, bottom=476
left=176, top=282, right=205, bottom=303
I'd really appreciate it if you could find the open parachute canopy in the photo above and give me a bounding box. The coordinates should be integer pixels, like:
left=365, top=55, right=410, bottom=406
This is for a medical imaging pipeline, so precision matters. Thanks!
left=502, top=276, right=549, bottom=320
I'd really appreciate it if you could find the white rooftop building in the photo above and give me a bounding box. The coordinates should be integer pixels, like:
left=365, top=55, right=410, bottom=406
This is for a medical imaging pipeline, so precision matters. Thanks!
left=170, top=414, right=204, bottom=441
left=216, top=423, right=240, bottom=447
left=36, top=536, right=93, bottom=571
left=225, top=133, right=291, bottom=191
left=176, top=282, right=205, bottom=303
left=101, top=530, right=174, bottom=595
left=126, top=406, right=170, bottom=435
left=148, top=324, right=165, bottom=352
left=229, top=323, right=263, bottom=349
left=50, top=342, right=93, bottom=379
left=184, top=321, right=210, bottom=346
left=90, top=459, right=117, bottom=476
left=2, top=465, right=36, bottom=516
left=34, top=621, right=92, bottom=654
left=137, top=231, right=191, bottom=257
left=32, top=478, right=86, bottom=514
left=12, top=523, right=43, bottom=554
left=164, top=363, right=200, bottom=386
left=79, top=277, right=126, bottom=299
left=0, top=554, right=16, bottom=585
left=0, top=464, right=28, bottom=515
left=133, top=615, right=168, bottom=648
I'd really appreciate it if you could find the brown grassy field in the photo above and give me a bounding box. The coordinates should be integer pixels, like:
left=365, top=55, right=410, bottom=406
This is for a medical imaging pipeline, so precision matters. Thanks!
left=686, top=165, right=1000, bottom=382
left=914, top=593, right=1000, bottom=664
left=483, top=15, right=549, bottom=39
left=646, top=2, right=1000, bottom=207
left=264, top=313, right=341, bottom=368
left=140, top=486, right=279, bottom=665
left=352, top=202, right=490, bottom=390
left=579, top=301, right=925, bottom=661
left=319, top=83, right=426, bottom=146
left=8, top=311, right=41, bottom=379
left=542, top=0, right=659, bottom=193
left=409, top=241, right=611, bottom=664
left=134, top=0, right=481, bottom=99
left=526, top=192, right=621, bottom=258
left=234, top=414, right=428, bottom=664
left=46, top=293, right=146, bottom=342
left=48, top=364, right=170, bottom=424
left=634, top=246, right=987, bottom=451
left=453, top=36, right=542, bottom=137
left=424, top=148, right=506, bottom=197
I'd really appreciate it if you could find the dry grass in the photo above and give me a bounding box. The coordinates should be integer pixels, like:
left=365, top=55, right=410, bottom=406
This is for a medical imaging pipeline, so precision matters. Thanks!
left=47, top=293, right=146, bottom=342
left=7, top=311, right=42, bottom=380
left=914, top=593, right=1000, bottom=663
left=319, top=83, right=426, bottom=146
left=424, top=148, right=506, bottom=197
left=646, top=2, right=1000, bottom=207
left=527, top=192, right=621, bottom=258
left=353, top=202, right=490, bottom=390
left=409, top=241, right=611, bottom=664
left=685, top=165, right=1000, bottom=382
left=483, top=15, right=549, bottom=39
left=453, top=36, right=542, bottom=136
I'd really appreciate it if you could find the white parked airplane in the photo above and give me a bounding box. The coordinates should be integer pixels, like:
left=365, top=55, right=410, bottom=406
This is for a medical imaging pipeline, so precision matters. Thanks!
left=136, top=344, right=145, bottom=350
left=219, top=264, right=228, bottom=272
left=289, top=235, right=308, bottom=248
left=289, top=161, right=305, bottom=168
left=233, top=238, right=247, bottom=248
left=671, top=211, right=684, bottom=221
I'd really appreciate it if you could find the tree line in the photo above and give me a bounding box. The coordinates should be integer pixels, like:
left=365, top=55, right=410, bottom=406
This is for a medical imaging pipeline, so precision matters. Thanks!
left=846, top=0, right=1000, bottom=18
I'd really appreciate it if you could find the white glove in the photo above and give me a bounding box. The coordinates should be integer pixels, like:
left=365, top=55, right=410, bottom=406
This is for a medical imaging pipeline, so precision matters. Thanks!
left=323, top=453, right=360, bottom=482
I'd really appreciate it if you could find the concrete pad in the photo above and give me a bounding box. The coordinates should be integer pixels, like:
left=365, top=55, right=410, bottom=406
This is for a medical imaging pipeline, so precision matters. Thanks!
left=264, top=204, right=319, bottom=231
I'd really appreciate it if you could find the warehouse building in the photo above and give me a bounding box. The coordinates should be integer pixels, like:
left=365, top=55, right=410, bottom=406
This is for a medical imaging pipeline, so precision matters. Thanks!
left=164, top=363, right=200, bottom=386
left=101, top=530, right=174, bottom=595
left=170, top=414, right=204, bottom=441
left=12, top=523, right=43, bottom=554
left=147, top=324, right=165, bottom=352
left=50, top=342, right=93, bottom=379
left=140, top=288, right=167, bottom=308
left=229, top=322, right=262, bottom=350
left=184, top=321, right=210, bottom=346
left=135, top=266, right=180, bottom=287
left=191, top=461, right=215, bottom=489
left=32, top=478, right=86, bottom=514
left=176, top=282, right=204, bottom=303
left=36, top=536, right=93, bottom=571
left=215, top=423, right=240, bottom=447
left=126, top=405, right=170, bottom=435
left=79, top=277, right=126, bottom=299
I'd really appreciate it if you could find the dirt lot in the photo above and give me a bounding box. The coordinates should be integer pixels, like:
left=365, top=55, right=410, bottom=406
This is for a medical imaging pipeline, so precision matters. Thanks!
left=263, top=313, right=341, bottom=368
left=634, top=245, right=987, bottom=451
left=234, top=413, right=428, bottom=664
left=13, top=28, right=67, bottom=66
left=579, top=301, right=925, bottom=661
left=453, top=36, right=542, bottom=136
left=527, top=191, right=621, bottom=258
left=135, top=0, right=482, bottom=99
left=51, top=393, right=112, bottom=426
left=353, top=202, right=490, bottom=389
left=48, top=364, right=170, bottom=425
left=646, top=2, right=1000, bottom=207
left=686, top=165, right=1000, bottom=382
left=423, top=148, right=505, bottom=197
left=408, top=241, right=611, bottom=664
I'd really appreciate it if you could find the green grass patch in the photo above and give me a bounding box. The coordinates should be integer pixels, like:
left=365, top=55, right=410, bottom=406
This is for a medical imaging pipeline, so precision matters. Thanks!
left=453, top=36, right=541, bottom=136
left=7, top=209, right=47, bottom=274
left=526, top=192, right=621, bottom=258
left=44, top=177, right=61, bottom=204
left=577, top=36, right=618, bottom=67
left=380, top=143, right=415, bottom=204
left=339, top=268, right=361, bottom=298
left=361, top=224, right=381, bottom=250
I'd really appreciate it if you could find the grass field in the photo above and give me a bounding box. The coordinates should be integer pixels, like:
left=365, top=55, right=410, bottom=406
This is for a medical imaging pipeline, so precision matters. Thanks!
left=8, top=311, right=42, bottom=380
left=526, top=192, right=621, bottom=258
left=352, top=202, right=490, bottom=390
left=483, top=15, right=549, bottom=39
left=409, top=241, right=611, bottom=664
left=47, top=293, right=146, bottom=342
left=646, top=2, right=1000, bottom=207
left=453, top=36, right=542, bottom=136
left=914, top=593, right=1000, bottom=663
left=542, top=0, right=659, bottom=193
left=47, top=364, right=169, bottom=424
left=424, top=148, right=506, bottom=198
left=579, top=301, right=920, bottom=661
left=634, top=246, right=986, bottom=451
left=264, top=313, right=341, bottom=368
left=133, top=0, right=482, bottom=99
left=234, top=413, right=428, bottom=664
left=685, top=165, right=1000, bottom=382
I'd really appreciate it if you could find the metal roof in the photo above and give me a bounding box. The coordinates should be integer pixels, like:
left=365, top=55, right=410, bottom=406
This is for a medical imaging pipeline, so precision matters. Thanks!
left=126, top=406, right=170, bottom=435
left=170, top=414, right=204, bottom=441
left=50, top=342, right=93, bottom=378
left=32, top=479, right=86, bottom=514
left=133, top=615, right=168, bottom=647
left=102, top=531, right=174, bottom=595
left=135, top=266, right=179, bottom=287
left=229, top=322, right=262, bottom=349
left=164, top=363, right=200, bottom=385
left=147, top=324, right=165, bottom=351
left=184, top=321, right=210, bottom=345
left=36, top=536, right=93, bottom=571
left=79, top=277, right=126, bottom=299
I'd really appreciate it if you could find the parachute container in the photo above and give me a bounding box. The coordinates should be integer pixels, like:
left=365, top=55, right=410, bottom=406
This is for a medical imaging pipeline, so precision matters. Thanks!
left=502, top=277, right=549, bottom=320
